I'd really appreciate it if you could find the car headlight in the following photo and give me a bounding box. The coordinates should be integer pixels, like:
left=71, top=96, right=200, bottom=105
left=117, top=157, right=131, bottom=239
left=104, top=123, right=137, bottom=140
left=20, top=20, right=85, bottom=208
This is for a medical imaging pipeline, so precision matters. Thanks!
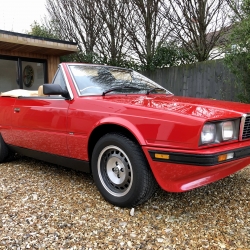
left=201, top=123, right=216, bottom=144
left=200, top=119, right=239, bottom=146
left=222, top=121, right=234, bottom=140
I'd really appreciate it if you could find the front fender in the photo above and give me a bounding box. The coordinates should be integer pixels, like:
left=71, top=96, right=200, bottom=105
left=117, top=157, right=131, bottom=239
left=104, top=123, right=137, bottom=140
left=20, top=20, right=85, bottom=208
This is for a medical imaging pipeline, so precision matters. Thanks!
left=89, top=116, right=146, bottom=145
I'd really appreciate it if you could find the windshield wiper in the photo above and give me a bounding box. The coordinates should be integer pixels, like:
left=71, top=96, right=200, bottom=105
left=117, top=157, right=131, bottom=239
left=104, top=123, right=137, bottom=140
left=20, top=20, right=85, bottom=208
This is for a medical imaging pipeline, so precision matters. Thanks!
left=146, top=87, right=167, bottom=95
left=102, top=86, right=141, bottom=96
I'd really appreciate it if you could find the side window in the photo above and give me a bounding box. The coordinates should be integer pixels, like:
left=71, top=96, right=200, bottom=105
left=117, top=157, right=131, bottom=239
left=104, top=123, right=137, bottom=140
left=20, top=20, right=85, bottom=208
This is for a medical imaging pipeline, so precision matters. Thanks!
left=52, top=68, right=67, bottom=91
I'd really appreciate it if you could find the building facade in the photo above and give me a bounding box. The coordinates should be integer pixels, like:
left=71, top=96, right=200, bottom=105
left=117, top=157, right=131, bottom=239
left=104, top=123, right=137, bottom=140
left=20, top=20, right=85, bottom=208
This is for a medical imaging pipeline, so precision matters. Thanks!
left=0, top=30, right=78, bottom=92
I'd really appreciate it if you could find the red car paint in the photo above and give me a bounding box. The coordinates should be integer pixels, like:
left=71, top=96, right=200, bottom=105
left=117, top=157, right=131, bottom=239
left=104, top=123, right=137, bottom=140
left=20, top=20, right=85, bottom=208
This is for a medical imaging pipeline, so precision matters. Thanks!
left=1, top=62, right=250, bottom=194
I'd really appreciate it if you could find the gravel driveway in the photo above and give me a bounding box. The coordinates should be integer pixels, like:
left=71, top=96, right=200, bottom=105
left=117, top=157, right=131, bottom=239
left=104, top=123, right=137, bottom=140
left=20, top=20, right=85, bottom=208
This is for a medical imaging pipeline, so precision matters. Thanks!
left=0, top=156, right=249, bottom=249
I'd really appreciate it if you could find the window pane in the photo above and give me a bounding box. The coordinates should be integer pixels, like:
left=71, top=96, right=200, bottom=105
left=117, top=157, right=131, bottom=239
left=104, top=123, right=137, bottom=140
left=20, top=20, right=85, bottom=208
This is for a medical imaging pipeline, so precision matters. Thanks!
left=69, top=65, right=169, bottom=96
left=52, top=69, right=67, bottom=91
left=22, top=61, right=45, bottom=90
left=0, top=59, right=18, bottom=91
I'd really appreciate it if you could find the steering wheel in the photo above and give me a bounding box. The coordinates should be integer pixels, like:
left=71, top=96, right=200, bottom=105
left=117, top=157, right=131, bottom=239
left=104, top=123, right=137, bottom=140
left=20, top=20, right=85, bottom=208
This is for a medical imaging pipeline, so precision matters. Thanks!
left=80, top=86, right=102, bottom=93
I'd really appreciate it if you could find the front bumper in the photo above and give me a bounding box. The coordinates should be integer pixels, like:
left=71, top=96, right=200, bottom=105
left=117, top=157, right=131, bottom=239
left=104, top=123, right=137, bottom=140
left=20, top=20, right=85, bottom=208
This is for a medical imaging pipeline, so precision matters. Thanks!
left=143, top=145, right=250, bottom=192
left=149, top=145, right=250, bottom=166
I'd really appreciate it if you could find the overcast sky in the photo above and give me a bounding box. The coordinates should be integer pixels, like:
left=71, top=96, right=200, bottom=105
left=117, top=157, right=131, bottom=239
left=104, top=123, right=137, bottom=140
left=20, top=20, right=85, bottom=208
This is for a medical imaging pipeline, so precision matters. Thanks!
left=0, top=0, right=47, bottom=33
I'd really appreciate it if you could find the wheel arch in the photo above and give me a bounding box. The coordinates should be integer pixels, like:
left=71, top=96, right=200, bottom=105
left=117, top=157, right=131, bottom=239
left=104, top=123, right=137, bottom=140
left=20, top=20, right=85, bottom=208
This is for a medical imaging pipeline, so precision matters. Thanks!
left=90, top=131, right=158, bottom=207
left=88, top=118, right=146, bottom=165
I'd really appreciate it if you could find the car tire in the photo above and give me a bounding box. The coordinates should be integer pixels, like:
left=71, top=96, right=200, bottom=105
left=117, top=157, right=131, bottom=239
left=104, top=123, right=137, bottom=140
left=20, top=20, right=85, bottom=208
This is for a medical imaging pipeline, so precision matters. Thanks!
left=91, top=133, right=158, bottom=207
left=0, top=135, right=9, bottom=163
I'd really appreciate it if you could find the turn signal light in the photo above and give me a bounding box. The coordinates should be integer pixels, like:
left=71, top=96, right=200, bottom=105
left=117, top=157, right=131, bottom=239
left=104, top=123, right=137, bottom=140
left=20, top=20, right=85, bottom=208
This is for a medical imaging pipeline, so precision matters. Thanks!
left=218, top=153, right=234, bottom=162
left=155, top=153, right=170, bottom=160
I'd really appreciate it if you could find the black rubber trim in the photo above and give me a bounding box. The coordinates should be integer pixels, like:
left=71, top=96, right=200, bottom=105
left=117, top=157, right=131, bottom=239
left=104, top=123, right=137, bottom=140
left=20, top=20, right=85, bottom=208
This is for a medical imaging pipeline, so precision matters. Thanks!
left=0, top=29, right=77, bottom=45
left=8, top=145, right=90, bottom=173
left=17, top=96, right=64, bottom=99
left=149, top=145, right=250, bottom=166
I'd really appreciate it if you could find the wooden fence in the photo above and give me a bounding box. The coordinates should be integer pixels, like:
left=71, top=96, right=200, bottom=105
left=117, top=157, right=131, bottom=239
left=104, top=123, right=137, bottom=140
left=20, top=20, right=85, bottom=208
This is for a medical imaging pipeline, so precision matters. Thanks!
left=142, top=59, right=239, bottom=101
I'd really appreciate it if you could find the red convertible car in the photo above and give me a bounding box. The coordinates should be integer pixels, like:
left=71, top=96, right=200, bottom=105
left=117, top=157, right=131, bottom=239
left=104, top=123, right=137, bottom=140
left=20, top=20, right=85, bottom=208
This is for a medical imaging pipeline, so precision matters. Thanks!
left=0, top=63, right=250, bottom=207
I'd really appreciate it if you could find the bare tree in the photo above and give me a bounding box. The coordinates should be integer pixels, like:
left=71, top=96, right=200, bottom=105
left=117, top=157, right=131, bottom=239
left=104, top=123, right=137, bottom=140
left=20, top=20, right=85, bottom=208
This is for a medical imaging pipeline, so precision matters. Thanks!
left=161, top=0, right=233, bottom=61
left=225, top=0, right=243, bottom=21
left=124, top=0, right=171, bottom=69
left=45, top=0, right=131, bottom=65
left=95, top=0, right=130, bottom=65
left=45, top=0, right=103, bottom=61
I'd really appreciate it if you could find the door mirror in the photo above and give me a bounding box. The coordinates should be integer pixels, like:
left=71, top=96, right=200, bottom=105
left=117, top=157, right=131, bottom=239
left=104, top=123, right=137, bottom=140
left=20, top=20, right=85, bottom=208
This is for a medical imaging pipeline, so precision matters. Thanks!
left=43, top=84, right=70, bottom=99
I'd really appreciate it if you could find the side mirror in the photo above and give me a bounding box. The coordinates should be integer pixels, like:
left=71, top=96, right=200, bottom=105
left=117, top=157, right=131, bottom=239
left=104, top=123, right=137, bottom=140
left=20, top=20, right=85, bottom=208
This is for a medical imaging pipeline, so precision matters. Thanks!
left=43, top=84, right=70, bottom=99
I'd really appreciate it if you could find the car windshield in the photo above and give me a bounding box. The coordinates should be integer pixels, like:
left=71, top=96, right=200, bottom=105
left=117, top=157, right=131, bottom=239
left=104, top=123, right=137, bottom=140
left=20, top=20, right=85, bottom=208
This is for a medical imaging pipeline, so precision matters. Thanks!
left=68, top=65, right=172, bottom=96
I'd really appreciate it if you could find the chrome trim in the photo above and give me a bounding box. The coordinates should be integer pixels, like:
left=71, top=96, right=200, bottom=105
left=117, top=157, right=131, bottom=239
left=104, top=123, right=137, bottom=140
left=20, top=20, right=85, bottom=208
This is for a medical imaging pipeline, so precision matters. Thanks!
left=66, top=64, right=82, bottom=97
left=239, top=114, right=248, bottom=141
left=60, top=64, right=74, bottom=100
left=14, top=108, right=20, bottom=112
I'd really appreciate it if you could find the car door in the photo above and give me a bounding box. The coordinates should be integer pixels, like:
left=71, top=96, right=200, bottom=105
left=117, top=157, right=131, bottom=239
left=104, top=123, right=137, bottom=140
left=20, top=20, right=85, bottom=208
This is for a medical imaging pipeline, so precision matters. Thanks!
left=0, top=97, right=16, bottom=143
left=11, top=69, right=70, bottom=157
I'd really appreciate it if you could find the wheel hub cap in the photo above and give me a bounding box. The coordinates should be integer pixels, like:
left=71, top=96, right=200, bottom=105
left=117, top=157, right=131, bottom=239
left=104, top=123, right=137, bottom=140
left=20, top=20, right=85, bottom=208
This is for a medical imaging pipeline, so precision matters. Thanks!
left=97, top=145, right=133, bottom=197
left=107, top=157, right=126, bottom=184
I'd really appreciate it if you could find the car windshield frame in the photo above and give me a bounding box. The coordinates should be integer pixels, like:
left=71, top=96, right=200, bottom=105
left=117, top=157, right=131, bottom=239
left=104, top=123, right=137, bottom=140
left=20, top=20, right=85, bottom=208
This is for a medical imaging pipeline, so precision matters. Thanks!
left=68, top=64, right=172, bottom=96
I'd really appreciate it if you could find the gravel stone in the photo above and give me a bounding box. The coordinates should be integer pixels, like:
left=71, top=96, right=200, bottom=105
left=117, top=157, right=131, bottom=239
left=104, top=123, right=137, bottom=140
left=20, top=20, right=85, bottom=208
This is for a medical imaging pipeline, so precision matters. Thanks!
left=130, top=208, right=135, bottom=217
left=0, top=156, right=250, bottom=249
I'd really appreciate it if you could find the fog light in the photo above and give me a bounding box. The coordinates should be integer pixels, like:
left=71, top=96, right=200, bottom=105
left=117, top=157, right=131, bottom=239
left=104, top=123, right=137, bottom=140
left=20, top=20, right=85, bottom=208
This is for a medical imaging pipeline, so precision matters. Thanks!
left=218, top=152, right=234, bottom=162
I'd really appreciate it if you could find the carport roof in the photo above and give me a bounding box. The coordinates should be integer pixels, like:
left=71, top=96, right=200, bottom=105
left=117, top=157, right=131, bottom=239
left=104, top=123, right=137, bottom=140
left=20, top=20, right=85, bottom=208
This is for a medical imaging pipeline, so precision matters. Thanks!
left=0, top=30, right=78, bottom=56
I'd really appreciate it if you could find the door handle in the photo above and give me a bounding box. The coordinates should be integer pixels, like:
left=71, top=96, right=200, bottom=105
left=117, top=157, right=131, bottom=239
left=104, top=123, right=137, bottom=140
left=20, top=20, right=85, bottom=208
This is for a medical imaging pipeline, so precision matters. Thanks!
left=14, top=108, right=20, bottom=113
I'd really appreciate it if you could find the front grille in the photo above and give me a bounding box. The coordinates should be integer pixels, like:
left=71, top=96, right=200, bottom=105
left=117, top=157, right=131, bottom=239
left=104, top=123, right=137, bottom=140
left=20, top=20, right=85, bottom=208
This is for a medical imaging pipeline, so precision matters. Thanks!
left=242, top=115, right=250, bottom=140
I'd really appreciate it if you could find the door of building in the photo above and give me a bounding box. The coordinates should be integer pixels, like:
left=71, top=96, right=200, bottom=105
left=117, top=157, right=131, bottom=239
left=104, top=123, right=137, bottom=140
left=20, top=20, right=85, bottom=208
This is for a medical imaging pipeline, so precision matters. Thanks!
left=0, top=56, right=47, bottom=92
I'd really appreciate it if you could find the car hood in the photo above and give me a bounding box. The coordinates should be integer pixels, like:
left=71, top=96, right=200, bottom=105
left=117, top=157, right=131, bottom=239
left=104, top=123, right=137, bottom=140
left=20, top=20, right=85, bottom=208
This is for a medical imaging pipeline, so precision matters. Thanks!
left=103, top=95, right=250, bottom=120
